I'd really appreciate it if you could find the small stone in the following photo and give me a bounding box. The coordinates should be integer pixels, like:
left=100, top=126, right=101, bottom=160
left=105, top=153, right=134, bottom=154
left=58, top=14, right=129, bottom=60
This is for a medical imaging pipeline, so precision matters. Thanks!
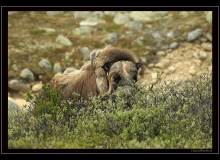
left=206, top=33, right=212, bottom=42
left=8, top=59, right=10, bottom=67
left=79, top=47, right=92, bottom=57
left=198, top=51, right=207, bottom=60
left=170, top=42, right=179, bottom=49
left=30, top=11, right=36, bottom=15
left=152, top=33, right=161, bottom=40
left=156, top=51, right=166, bottom=57
left=113, top=14, right=130, bottom=24
left=64, top=13, right=72, bottom=17
left=206, top=11, right=212, bottom=23
left=32, top=84, right=43, bottom=92
left=14, top=99, right=27, bottom=111
left=38, top=27, right=55, bottom=33
left=167, top=31, right=175, bottom=38
left=175, top=62, right=182, bottom=67
left=15, top=49, right=24, bottom=53
left=189, top=65, right=195, bottom=70
left=209, top=66, right=212, bottom=75
left=104, top=11, right=117, bottom=16
left=155, top=59, right=170, bottom=69
left=179, top=11, right=190, bottom=18
left=93, top=11, right=104, bottom=17
left=8, top=11, right=18, bottom=15
left=199, top=37, right=207, bottom=43
left=79, top=21, right=97, bottom=26
left=188, top=69, right=196, bottom=75
left=135, top=36, right=145, bottom=46
left=151, top=73, right=157, bottom=79
left=148, top=63, right=154, bottom=68
left=106, top=33, right=118, bottom=43
left=146, top=24, right=152, bottom=29
left=79, top=17, right=106, bottom=26
left=129, top=11, right=153, bottom=22
left=163, top=69, right=169, bottom=74
left=53, top=63, right=63, bottom=73
left=55, top=35, right=73, bottom=46
left=8, top=79, right=30, bottom=92
left=186, top=28, right=203, bottom=42
left=73, top=11, right=94, bottom=19
left=193, top=59, right=202, bottom=66
left=124, top=21, right=143, bottom=30
left=8, top=97, right=22, bottom=114
left=65, top=52, right=73, bottom=61
left=125, top=31, right=132, bottom=34
left=46, top=11, right=64, bottom=16
left=175, top=75, right=189, bottom=86
left=38, top=59, right=52, bottom=71
left=8, top=23, right=12, bottom=27
left=189, top=11, right=196, bottom=14
left=12, top=64, right=18, bottom=70
left=151, top=73, right=158, bottom=84
left=153, top=11, right=169, bottom=18
left=140, top=56, right=147, bottom=64
left=168, top=66, right=176, bottom=73
left=20, top=68, right=35, bottom=82
left=201, top=43, right=212, bottom=51
left=193, top=52, right=200, bottom=59
left=160, top=45, right=169, bottom=50
left=72, top=26, right=93, bottom=35
left=166, top=49, right=173, bottom=53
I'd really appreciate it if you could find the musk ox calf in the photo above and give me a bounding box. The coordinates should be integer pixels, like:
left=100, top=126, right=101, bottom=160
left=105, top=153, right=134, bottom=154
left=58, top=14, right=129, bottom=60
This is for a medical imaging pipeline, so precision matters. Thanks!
left=41, top=45, right=143, bottom=101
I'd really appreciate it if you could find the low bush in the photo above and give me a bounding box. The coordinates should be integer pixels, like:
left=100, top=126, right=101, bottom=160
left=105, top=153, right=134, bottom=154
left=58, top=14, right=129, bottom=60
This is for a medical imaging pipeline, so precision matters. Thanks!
left=8, top=59, right=212, bottom=149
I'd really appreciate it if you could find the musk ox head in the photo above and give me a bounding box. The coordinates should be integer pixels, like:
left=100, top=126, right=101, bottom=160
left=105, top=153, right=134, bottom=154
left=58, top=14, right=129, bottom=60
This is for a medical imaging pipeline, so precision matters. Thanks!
left=44, top=45, right=143, bottom=101
left=87, top=45, right=143, bottom=98
left=101, top=61, right=143, bottom=96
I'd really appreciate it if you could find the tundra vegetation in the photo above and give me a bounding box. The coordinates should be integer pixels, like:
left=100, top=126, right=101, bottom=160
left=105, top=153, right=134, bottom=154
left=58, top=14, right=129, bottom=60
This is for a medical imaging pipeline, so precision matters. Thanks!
left=8, top=59, right=212, bottom=149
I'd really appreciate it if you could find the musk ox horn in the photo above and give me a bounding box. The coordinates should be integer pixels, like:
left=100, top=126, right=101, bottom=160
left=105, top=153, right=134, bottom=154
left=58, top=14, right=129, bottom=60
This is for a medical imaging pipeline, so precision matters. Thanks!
left=98, top=72, right=118, bottom=98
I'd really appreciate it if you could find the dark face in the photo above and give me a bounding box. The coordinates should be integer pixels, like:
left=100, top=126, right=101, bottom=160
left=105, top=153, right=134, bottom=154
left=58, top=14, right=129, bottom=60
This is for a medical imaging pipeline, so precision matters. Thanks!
left=102, top=61, right=143, bottom=94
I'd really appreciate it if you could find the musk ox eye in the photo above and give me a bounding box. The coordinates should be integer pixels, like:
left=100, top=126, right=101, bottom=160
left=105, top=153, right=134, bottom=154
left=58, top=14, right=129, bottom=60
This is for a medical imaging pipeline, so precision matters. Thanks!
left=133, top=75, right=137, bottom=82
left=113, top=75, right=121, bottom=83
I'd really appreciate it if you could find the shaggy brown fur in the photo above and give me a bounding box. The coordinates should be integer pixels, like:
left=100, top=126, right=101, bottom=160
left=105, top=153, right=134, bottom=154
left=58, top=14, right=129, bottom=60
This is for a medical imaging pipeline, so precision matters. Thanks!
left=48, top=62, right=98, bottom=101
left=92, top=48, right=137, bottom=68
left=41, top=45, right=140, bottom=101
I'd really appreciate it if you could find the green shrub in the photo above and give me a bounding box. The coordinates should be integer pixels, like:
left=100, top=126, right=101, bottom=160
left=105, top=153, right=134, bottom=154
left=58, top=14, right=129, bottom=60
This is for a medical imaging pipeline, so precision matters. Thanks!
left=8, top=59, right=212, bottom=149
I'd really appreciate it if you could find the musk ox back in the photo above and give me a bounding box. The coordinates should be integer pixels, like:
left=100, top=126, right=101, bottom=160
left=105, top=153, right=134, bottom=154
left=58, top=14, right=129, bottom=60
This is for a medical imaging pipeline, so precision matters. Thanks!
left=41, top=45, right=143, bottom=101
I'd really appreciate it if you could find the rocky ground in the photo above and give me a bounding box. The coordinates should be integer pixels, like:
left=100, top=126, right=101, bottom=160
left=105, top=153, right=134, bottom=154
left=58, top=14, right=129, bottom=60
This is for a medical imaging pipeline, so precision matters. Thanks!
left=8, top=11, right=212, bottom=111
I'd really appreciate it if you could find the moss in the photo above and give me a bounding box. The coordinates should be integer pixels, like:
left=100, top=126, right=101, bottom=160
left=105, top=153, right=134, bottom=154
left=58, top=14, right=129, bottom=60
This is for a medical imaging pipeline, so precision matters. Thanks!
left=78, top=34, right=106, bottom=49
left=17, top=52, right=31, bottom=56
left=132, top=45, right=146, bottom=58
left=101, top=14, right=115, bottom=23
left=97, top=23, right=121, bottom=32
left=113, top=37, right=133, bottom=49
left=29, top=30, right=45, bottom=36
left=50, top=47, right=70, bottom=54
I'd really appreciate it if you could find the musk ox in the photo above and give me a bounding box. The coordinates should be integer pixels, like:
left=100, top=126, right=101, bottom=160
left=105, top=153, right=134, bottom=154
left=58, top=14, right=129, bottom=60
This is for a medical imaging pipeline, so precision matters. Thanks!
left=41, top=45, right=143, bottom=101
